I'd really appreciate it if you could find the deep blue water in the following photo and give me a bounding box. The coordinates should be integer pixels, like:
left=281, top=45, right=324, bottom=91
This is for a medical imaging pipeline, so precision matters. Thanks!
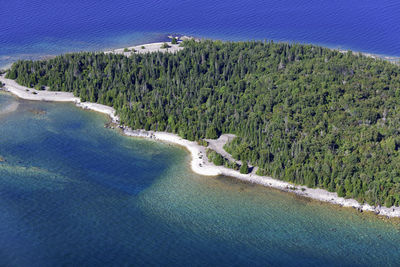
left=0, top=93, right=400, bottom=266
left=1, top=0, right=400, bottom=67
left=1, top=93, right=400, bottom=266
left=2, top=1, right=400, bottom=265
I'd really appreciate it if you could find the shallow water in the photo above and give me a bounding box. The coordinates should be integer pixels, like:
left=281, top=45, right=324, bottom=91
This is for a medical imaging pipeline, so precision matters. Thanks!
left=1, top=93, right=400, bottom=266
left=2, top=1, right=400, bottom=264
left=1, top=0, right=400, bottom=68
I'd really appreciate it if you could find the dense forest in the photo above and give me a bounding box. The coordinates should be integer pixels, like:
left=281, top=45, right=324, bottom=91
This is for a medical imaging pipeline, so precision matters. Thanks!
left=7, top=40, right=400, bottom=207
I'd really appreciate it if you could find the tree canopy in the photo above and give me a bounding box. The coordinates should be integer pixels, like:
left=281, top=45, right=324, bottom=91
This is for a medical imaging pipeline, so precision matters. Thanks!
left=7, top=39, right=400, bottom=206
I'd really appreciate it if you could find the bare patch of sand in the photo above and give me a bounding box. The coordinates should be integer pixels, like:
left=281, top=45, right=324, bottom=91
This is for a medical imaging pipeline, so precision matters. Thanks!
left=2, top=43, right=400, bottom=218
left=106, top=42, right=184, bottom=56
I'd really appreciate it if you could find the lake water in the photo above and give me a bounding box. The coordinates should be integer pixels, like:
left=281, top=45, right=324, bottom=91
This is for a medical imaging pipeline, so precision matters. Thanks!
left=1, top=93, right=400, bottom=266
left=0, top=0, right=400, bottom=68
left=1, top=0, right=400, bottom=265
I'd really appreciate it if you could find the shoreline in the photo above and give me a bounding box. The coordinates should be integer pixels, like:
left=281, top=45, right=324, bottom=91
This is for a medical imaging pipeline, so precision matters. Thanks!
left=2, top=44, right=400, bottom=218
left=0, top=36, right=191, bottom=70
left=104, top=41, right=185, bottom=56
left=1, top=36, right=398, bottom=73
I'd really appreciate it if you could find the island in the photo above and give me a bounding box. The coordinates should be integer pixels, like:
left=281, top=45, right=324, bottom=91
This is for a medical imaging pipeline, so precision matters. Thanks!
left=3, top=39, right=400, bottom=217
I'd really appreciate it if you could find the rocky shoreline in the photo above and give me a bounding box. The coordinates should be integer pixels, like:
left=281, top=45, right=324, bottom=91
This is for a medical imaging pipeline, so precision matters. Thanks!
left=2, top=43, right=400, bottom=218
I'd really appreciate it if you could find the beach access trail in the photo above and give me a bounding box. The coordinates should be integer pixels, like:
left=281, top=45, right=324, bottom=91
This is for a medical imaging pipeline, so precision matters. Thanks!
left=2, top=43, right=400, bottom=218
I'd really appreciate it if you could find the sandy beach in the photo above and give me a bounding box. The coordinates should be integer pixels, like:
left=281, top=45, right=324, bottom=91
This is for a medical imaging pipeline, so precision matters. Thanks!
left=124, top=130, right=400, bottom=217
left=105, top=41, right=184, bottom=56
left=0, top=74, right=119, bottom=123
left=0, top=75, right=80, bottom=102
left=2, top=45, right=400, bottom=218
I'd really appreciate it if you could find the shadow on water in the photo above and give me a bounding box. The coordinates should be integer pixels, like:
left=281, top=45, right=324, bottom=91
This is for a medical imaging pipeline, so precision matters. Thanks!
left=0, top=96, right=174, bottom=196
left=1, top=94, right=400, bottom=266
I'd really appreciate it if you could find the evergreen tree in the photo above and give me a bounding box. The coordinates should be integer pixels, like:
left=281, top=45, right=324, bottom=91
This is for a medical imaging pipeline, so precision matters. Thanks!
left=240, top=162, right=249, bottom=174
left=7, top=39, right=400, bottom=206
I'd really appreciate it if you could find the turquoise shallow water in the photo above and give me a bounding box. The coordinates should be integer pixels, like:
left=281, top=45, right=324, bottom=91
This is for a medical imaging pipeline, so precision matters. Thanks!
left=2, top=1, right=400, bottom=263
left=1, top=93, right=400, bottom=266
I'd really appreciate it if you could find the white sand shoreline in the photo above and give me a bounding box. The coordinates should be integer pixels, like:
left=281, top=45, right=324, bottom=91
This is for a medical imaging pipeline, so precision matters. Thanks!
left=2, top=45, right=400, bottom=218
left=0, top=74, right=119, bottom=122
left=105, top=41, right=184, bottom=56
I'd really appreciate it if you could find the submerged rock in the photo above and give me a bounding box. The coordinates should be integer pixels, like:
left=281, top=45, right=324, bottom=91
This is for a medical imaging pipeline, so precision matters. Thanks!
left=29, top=109, right=46, bottom=115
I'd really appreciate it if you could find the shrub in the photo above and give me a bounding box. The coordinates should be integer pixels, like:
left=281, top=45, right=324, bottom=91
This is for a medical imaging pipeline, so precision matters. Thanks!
left=240, top=162, right=249, bottom=174
left=213, top=153, right=224, bottom=166
left=205, top=126, right=218, bottom=139
left=337, top=186, right=346, bottom=198
left=161, top=43, right=171, bottom=49
left=225, top=161, right=240, bottom=170
left=197, top=139, right=208, bottom=147
left=385, top=195, right=394, bottom=208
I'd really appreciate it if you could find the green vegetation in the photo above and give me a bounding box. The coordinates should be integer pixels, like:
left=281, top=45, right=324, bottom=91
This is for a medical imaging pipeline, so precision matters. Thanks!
left=207, top=149, right=223, bottom=166
left=7, top=39, right=400, bottom=206
left=124, top=48, right=130, bottom=52
left=197, top=139, right=208, bottom=147
left=226, top=161, right=240, bottom=171
left=240, top=162, right=249, bottom=174
left=141, top=46, right=145, bottom=49
left=207, top=149, right=240, bottom=170
left=214, top=153, right=224, bottom=166
left=161, top=43, right=171, bottom=49
left=171, top=37, right=178, bottom=45
left=34, top=85, right=45, bottom=90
